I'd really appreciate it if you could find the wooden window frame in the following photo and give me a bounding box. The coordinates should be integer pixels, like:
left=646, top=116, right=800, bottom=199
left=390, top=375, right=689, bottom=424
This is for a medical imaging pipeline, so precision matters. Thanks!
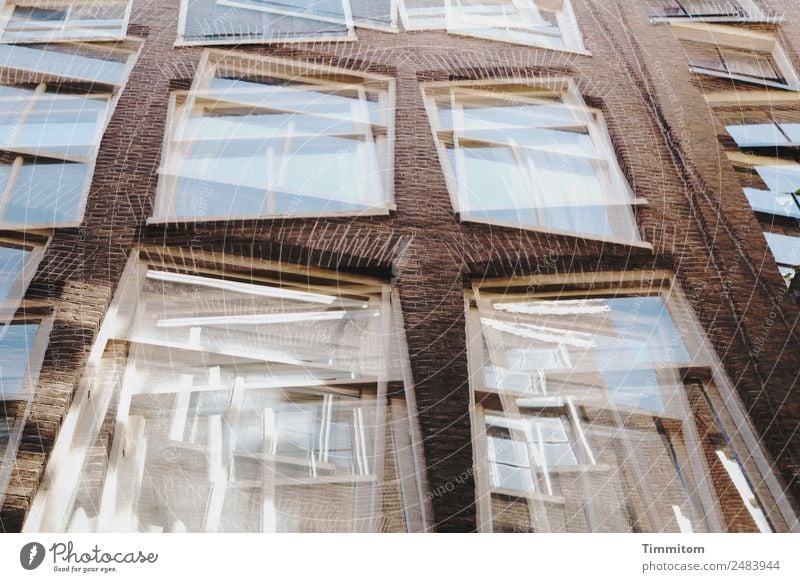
left=150, top=50, right=396, bottom=224
left=420, top=77, right=650, bottom=248
left=24, top=249, right=431, bottom=533
left=466, top=270, right=799, bottom=532
left=0, top=0, right=132, bottom=44
left=0, top=39, right=140, bottom=230
left=674, top=22, right=800, bottom=91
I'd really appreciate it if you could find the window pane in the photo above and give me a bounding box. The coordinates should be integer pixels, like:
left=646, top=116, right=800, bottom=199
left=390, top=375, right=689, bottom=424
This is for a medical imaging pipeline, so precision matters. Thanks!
left=2, top=162, right=88, bottom=227
left=0, top=89, right=109, bottom=158
left=755, top=165, right=800, bottom=193
left=399, top=0, right=447, bottom=29
left=181, top=0, right=353, bottom=44
left=446, top=0, right=574, bottom=49
left=470, top=277, right=777, bottom=532
left=0, top=323, right=39, bottom=398
left=0, top=44, right=129, bottom=86
left=2, top=1, right=129, bottom=42
left=425, top=83, right=640, bottom=242
left=726, top=123, right=788, bottom=146
left=157, top=55, right=393, bottom=220
left=764, top=231, right=800, bottom=267
left=743, top=188, right=800, bottom=219
left=778, top=122, right=800, bottom=143
left=27, top=260, right=416, bottom=533
left=0, top=245, right=29, bottom=304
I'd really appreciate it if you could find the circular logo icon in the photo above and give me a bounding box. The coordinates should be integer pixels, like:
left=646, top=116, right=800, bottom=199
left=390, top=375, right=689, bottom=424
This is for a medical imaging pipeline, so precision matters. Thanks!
left=20, top=542, right=46, bottom=571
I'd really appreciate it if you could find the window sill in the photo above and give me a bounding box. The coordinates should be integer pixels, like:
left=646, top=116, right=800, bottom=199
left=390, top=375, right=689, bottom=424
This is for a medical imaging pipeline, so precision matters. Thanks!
left=650, top=15, right=784, bottom=25
left=456, top=213, right=654, bottom=251
left=146, top=207, right=393, bottom=225
left=173, top=34, right=357, bottom=48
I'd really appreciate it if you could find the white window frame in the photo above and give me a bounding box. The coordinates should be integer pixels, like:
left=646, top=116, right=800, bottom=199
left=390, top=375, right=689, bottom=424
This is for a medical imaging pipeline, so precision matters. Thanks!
left=217, top=0, right=399, bottom=32
left=0, top=315, right=53, bottom=512
left=150, top=50, right=396, bottom=224
left=0, top=0, right=132, bottom=43
left=444, top=0, right=587, bottom=54
left=649, top=0, right=781, bottom=23
left=420, top=77, right=650, bottom=247
left=466, top=270, right=799, bottom=533
left=0, top=234, right=47, bottom=326
left=0, top=39, right=140, bottom=229
left=24, top=248, right=430, bottom=533
left=674, top=22, right=800, bottom=91
left=726, top=151, right=800, bottom=284
left=176, top=0, right=360, bottom=47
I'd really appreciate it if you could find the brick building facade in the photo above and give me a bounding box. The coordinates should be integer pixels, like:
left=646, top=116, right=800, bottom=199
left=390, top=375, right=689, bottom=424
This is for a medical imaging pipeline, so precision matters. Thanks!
left=0, top=0, right=798, bottom=533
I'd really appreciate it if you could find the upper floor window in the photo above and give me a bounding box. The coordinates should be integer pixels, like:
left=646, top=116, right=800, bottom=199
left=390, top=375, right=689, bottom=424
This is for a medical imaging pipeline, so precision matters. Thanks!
left=422, top=79, right=643, bottom=245
left=152, top=51, right=394, bottom=222
left=674, top=24, right=799, bottom=90
left=727, top=120, right=800, bottom=148
left=397, top=0, right=585, bottom=51
left=466, top=271, right=795, bottom=532
left=178, top=0, right=398, bottom=45
left=0, top=1, right=131, bottom=43
left=0, top=234, right=46, bottom=326
left=445, top=0, right=585, bottom=50
left=24, top=249, right=428, bottom=533
left=726, top=153, right=800, bottom=285
left=0, top=41, right=139, bottom=228
left=649, top=0, right=779, bottom=23
left=398, top=0, right=446, bottom=29
left=0, top=316, right=53, bottom=509
left=763, top=230, right=800, bottom=283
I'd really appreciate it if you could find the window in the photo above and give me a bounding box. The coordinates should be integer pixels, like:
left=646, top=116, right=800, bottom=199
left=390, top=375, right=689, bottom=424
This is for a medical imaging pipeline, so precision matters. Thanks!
left=0, top=41, right=139, bottom=228
left=396, top=1, right=585, bottom=51
left=152, top=51, right=394, bottom=222
left=398, top=0, right=446, bottom=29
left=649, top=0, right=777, bottom=23
left=0, top=1, right=132, bottom=43
left=467, top=271, right=796, bottom=532
left=0, top=234, right=46, bottom=326
left=0, top=317, right=53, bottom=510
left=674, top=24, right=800, bottom=90
left=445, top=0, right=585, bottom=51
left=24, top=249, right=428, bottom=533
left=727, top=121, right=800, bottom=148
left=726, top=154, right=800, bottom=285
left=422, top=79, right=643, bottom=244
left=178, top=0, right=398, bottom=45
left=763, top=231, right=800, bottom=283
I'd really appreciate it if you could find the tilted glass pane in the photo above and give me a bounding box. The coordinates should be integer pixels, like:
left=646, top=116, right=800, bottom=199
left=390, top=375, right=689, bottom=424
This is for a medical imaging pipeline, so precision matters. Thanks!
left=425, top=83, right=639, bottom=241
left=478, top=296, right=693, bottom=413
left=399, top=0, right=446, bottom=29
left=159, top=58, right=392, bottom=219
left=0, top=43, right=129, bottom=85
left=446, top=0, right=573, bottom=49
left=743, top=188, right=800, bottom=219
left=27, top=261, right=414, bottom=533
left=0, top=89, right=109, bottom=158
left=726, top=123, right=788, bottom=146
left=0, top=243, right=30, bottom=307
left=777, top=122, right=800, bottom=143
left=2, top=1, right=129, bottom=42
left=755, top=164, right=800, bottom=193
left=182, top=0, right=353, bottom=44
left=1, top=161, right=88, bottom=227
left=764, top=231, right=800, bottom=267
left=0, top=322, right=39, bottom=398
left=471, top=280, right=778, bottom=532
